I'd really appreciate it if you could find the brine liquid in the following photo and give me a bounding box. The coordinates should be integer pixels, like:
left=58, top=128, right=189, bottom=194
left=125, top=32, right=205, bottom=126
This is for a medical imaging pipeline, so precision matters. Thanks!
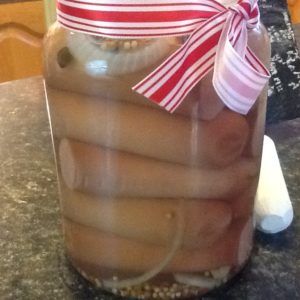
left=44, top=24, right=269, bottom=299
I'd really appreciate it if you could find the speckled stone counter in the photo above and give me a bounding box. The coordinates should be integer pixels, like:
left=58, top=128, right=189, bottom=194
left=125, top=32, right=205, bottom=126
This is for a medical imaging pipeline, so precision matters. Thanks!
left=0, top=77, right=299, bottom=299
left=260, top=0, right=300, bottom=123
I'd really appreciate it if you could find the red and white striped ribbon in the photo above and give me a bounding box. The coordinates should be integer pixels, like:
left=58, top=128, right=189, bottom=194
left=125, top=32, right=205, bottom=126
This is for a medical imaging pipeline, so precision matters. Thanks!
left=57, top=0, right=270, bottom=114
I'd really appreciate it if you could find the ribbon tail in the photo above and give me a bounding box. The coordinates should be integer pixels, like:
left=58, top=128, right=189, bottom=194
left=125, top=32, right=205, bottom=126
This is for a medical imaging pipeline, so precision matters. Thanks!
left=133, top=11, right=228, bottom=113
left=213, top=12, right=270, bottom=115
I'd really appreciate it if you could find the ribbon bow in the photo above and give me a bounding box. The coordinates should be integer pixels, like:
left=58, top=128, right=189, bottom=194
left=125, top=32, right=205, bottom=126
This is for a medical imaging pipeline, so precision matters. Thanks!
left=57, top=0, right=270, bottom=114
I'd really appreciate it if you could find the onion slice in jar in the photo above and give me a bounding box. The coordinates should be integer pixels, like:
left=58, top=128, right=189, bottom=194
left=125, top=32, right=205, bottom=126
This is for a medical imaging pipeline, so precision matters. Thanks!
left=174, top=273, right=222, bottom=289
left=101, top=199, right=185, bottom=289
left=67, top=32, right=176, bottom=76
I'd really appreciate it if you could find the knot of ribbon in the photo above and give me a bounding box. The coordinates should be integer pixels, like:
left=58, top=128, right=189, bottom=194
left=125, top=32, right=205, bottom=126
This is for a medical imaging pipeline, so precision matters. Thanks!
left=229, top=0, right=258, bottom=28
left=57, top=0, right=270, bottom=114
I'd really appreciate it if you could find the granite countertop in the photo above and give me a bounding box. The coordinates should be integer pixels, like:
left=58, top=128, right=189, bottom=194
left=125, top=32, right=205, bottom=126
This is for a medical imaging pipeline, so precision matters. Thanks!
left=260, top=0, right=300, bottom=123
left=0, top=76, right=299, bottom=299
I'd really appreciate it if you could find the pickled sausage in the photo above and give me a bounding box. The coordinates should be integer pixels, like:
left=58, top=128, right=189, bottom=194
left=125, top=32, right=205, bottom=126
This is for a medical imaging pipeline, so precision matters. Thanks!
left=59, top=139, right=258, bottom=199
left=229, top=182, right=258, bottom=220
left=191, top=71, right=225, bottom=120
left=247, top=24, right=271, bottom=157
left=60, top=187, right=232, bottom=249
left=248, top=24, right=271, bottom=70
left=63, top=218, right=251, bottom=273
left=50, top=89, right=250, bottom=168
left=248, top=86, right=268, bottom=157
left=236, top=218, right=253, bottom=266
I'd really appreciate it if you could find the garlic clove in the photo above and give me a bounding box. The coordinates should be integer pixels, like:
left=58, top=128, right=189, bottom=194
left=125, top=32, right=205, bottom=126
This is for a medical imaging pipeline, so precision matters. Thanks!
left=210, top=265, right=231, bottom=280
left=174, top=273, right=222, bottom=289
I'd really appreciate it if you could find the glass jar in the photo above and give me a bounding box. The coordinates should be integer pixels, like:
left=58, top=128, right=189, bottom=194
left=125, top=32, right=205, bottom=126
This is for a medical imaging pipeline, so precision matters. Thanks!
left=43, top=8, right=270, bottom=299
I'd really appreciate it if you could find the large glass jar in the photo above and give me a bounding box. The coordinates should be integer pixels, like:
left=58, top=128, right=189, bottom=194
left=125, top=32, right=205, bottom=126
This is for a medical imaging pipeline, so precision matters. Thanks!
left=43, top=7, right=270, bottom=298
